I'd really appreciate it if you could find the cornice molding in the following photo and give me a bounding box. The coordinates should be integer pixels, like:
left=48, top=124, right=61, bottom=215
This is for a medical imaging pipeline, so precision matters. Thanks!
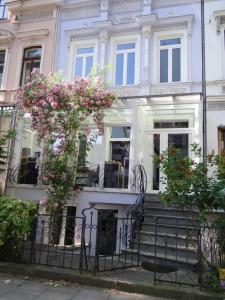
left=16, top=29, right=49, bottom=43
left=19, top=9, right=55, bottom=24
left=7, top=0, right=61, bottom=13
left=152, top=0, right=200, bottom=9
left=61, top=4, right=100, bottom=21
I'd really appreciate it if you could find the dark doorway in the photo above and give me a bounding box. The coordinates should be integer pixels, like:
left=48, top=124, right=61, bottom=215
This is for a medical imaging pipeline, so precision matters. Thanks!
left=64, top=206, right=76, bottom=245
left=97, top=209, right=118, bottom=255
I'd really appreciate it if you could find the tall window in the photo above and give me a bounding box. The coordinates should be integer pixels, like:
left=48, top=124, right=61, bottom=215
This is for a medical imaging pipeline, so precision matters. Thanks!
left=0, top=50, right=6, bottom=88
left=218, top=127, right=225, bottom=154
left=115, top=43, right=135, bottom=86
left=75, top=47, right=94, bottom=78
left=0, top=0, right=7, bottom=19
left=20, top=47, right=42, bottom=86
left=104, top=126, right=131, bottom=189
left=160, top=38, right=181, bottom=83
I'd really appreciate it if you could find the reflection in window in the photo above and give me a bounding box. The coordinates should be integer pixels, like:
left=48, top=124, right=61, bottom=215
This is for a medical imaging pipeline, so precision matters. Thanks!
left=75, top=47, right=94, bottom=78
left=154, top=121, right=189, bottom=129
left=104, top=126, right=131, bottom=189
left=160, top=38, right=181, bottom=83
left=115, top=43, right=135, bottom=86
left=0, top=51, right=6, bottom=88
left=111, top=126, right=131, bottom=138
left=20, top=47, right=42, bottom=86
left=75, top=129, right=101, bottom=188
left=17, top=116, right=40, bottom=184
left=168, top=134, right=189, bottom=158
left=218, top=127, right=225, bottom=154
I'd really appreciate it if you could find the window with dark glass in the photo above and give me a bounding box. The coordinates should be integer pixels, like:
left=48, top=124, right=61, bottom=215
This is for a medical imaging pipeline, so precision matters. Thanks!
left=20, top=47, right=42, bottom=85
left=154, top=121, right=189, bottom=129
left=17, top=116, right=41, bottom=185
left=168, top=134, right=189, bottom=158
left=218, top=127, right=225, bottom=154
left=0, top=51, right=6, bottom=88
left=104, top=126, right=131, bottom=189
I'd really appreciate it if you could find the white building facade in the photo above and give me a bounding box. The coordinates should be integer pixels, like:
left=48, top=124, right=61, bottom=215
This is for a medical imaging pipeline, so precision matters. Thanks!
left=205, top=0, right=225, bottom=156
left=6, top=0, right=205, bottom=224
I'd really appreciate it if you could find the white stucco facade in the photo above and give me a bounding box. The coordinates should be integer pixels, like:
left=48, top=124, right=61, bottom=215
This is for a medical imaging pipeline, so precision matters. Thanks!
left=5, top=0, right=225, bottom=231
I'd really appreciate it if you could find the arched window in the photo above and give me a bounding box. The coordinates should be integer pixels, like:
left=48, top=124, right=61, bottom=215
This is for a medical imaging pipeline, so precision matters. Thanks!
left=20, top=47, right=42, bottom=86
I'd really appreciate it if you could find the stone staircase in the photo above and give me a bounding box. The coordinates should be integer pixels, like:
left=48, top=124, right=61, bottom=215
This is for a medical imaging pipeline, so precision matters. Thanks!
left=129, top=194, right=200, bottom=270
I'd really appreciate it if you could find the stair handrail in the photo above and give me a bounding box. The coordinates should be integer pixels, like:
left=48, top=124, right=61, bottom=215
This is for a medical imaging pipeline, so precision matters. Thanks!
left=123, top=164, right=147, bottom=219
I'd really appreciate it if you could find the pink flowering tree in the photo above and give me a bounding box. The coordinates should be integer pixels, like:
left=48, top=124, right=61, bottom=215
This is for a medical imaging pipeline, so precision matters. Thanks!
left=16, top=69, right=116, bottom=211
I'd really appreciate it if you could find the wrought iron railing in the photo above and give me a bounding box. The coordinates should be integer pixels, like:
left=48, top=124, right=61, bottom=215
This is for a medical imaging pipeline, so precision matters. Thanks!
left=0, top=1, right=7, bottom=20
left=124, top=164, right=147, bottom=220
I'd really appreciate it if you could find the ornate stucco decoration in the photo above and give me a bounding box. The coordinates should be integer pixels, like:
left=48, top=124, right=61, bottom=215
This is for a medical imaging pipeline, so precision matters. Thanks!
left=111, top=15, right=138, bottom=25
left=17, top=29, right=49, bottom=44
left=20, top=9, right=54, bottom=23
left=152, top=0, right=200, bottom=9
left=152, top=14, right=194, bottom=34
left=109, top=0, right=142, bottom=15
left=110, top=85, right=141, bottom=97
left=0, top=29, right=14, bottom=44
left=61, top=5, right=100, bottom=21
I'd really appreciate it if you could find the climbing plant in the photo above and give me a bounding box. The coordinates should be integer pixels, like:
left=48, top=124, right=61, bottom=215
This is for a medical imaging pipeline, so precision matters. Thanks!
left=16, top=69, right=116, bottom=211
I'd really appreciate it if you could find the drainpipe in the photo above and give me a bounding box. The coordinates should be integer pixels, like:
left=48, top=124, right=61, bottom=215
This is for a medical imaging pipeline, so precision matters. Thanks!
left=201, top=0, right=207, bottom=163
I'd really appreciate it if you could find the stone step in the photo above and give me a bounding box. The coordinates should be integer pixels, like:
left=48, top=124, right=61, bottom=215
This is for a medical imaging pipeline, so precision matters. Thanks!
left=143, top=207, right=199, bottom=218
left=131, top=240, right=197, bottom=260
left=143, top=201, right=199, bottom=212
left=124, top=249, right=197, bottom=269
left=141, top=223, right=199, bottom=236
left=142, top=214, right=199, bottom=226
left=139, top=230, right=198, bottom=247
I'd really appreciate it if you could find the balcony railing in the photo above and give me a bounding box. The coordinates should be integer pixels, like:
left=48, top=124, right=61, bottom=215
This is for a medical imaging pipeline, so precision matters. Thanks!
left=0, top=1, right=7, bottom=20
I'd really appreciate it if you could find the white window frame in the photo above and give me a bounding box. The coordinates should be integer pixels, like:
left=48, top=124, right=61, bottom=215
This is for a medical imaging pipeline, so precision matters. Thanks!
left=153, top=30, right=188, bottom=84
left=221, top=25, right=225, bottom=80
left=103, top=125, right=133, bottom=190
left=68, top=39, right=98, bottom=80
left=0, top=48, right=8, bottom=90
left=109, top=34, right=141, bottom=86
left=15, top=42, right=45, bottom=88
left=115, top=43, right=136, bottom=86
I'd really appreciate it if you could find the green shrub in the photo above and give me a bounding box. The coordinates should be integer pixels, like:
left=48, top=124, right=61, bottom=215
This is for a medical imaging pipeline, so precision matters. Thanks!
left=0, top=196, right=37, bottom=261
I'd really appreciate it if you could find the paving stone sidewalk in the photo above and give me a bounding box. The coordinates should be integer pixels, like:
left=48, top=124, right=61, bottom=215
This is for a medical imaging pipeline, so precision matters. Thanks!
left=0, top=273, right=166, bottom=300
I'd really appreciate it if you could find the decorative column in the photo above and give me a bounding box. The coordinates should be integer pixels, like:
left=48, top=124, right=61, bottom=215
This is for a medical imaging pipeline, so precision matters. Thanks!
left=187, top=19, right=192, bottom=83
left=142, top=25, right=152, bottom=85
left=99, top=30, right=108, bottom=70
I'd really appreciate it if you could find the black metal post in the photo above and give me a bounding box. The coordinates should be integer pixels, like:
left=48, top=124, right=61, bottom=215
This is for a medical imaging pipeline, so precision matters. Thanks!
left=201, top=0, right=207, bottom=163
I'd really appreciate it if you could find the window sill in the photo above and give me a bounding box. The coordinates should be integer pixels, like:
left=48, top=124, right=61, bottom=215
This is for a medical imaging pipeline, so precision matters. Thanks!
left=6, top=183, right=45, bottom=189
left=83, top=187, right=139, bottom=195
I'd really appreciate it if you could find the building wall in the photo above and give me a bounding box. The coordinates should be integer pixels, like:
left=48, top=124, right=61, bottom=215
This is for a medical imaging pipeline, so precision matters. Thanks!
left=205, top=0, right=225, bottom=154
left=1, top=0, right=59, bottom=195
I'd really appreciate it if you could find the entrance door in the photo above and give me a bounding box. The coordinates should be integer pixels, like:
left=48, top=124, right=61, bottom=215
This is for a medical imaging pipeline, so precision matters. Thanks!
left=152, top=131, right=190, bottom=191
left=64, top=206, right=76, bottom=245
left=97, top=209, right=118, bottom=255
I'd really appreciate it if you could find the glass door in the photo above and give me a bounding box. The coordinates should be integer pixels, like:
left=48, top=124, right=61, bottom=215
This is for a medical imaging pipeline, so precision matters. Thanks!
left=152, top=130, right=190, bottom=191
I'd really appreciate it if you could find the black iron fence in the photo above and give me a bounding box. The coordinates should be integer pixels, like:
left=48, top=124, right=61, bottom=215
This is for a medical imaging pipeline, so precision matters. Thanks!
left=153, top=216, right=224, bottom=287
left=0, top=206, right=141, bottom=273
